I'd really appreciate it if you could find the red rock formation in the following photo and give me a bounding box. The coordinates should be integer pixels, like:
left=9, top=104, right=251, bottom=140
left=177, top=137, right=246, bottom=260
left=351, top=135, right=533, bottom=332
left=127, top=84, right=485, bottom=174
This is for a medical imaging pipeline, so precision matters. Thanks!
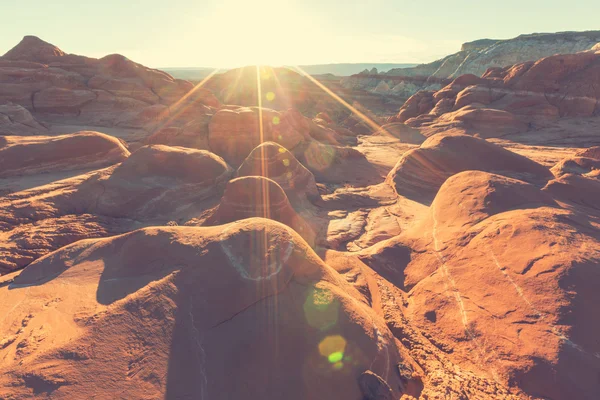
left=0, top=102, right=47, bottom=135
left=405, top=170, right=600, bottom=399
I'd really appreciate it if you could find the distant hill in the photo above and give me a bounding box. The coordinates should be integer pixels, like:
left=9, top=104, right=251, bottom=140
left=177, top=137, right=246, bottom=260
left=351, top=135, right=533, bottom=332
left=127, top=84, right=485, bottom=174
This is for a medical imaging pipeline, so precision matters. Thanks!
left=291, top=63, right=417, bottom=76
left=162, top=63, right=418, bottom=81
left=161, top=67, right=220, bottom=81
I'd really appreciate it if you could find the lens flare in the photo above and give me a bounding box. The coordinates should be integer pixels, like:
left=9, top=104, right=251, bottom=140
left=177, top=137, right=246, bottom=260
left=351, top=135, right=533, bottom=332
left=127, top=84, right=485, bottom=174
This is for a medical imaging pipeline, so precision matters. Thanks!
left=319, top=335, right=347, bottom=363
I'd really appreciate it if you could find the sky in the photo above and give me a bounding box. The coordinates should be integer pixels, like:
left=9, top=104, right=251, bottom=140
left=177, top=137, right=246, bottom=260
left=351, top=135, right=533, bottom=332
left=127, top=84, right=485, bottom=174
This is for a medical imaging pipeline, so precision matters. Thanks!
left=1, top=0, right=599, bottom=68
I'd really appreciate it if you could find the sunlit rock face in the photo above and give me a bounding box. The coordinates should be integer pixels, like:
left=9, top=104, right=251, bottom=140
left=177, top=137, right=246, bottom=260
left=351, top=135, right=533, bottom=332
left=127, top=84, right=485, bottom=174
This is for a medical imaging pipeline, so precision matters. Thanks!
left=389, top=49, right=600, bottom=138
left=0, top=219, right=418, bottom=399
left=405, top=171, right=600, bottom=399
left=3, top=33, right=600, bottom=400
left=0, top=145, right=232, bottom=273
left=237, top=141, right=320, bottom=205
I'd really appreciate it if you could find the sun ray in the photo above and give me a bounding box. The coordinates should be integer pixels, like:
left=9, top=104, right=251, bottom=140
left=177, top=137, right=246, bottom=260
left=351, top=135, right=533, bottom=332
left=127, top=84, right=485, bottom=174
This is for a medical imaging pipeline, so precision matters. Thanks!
left=154, top=67, right=221, bottom=132
left=291, top=65, right=392, bottom=137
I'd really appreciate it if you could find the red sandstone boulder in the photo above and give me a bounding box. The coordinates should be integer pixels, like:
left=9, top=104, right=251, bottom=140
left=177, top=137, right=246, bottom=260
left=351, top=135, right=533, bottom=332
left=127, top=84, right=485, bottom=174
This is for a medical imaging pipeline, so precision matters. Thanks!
left=237, top=142, right=320, bottom=205
left=0, top=131, right=129, bottom=178
left=207, top=176, right=315, bottom=245
left=396, top=91, right=435, bottom=122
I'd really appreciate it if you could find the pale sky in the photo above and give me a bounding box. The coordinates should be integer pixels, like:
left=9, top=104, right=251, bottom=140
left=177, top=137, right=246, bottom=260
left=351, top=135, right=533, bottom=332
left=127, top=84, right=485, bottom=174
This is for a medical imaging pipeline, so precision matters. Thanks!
left=1, top=0, right=599, bottom=68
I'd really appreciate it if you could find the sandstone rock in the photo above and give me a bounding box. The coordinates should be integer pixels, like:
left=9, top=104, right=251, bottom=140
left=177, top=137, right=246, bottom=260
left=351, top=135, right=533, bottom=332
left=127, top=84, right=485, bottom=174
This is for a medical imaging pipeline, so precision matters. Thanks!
left=437, top=106, right=529, bottom=137
left=386, top=132, right=552, bottom=201
left=87, top=75, right=159, bottom=104
left=551, top=156, right=600, bottom=178
left=208, top=176, right=315, bottom=245
left=86, top=145, right=232, bottom=219
left=405, top=170, right=600, bottom=399
left=33, top=86, right=96, bottom=113
left=396, top=91, right=435, bottom=122
left=0, top=36, right=215, bottom=134
left=372, top=123, right=426, bottom=144
left=1, top=219, right=410, bottom=399
left=342, top=31, right=600, bottom=98
left=0, top=102, right=46, bottom=135
left=0, top=131, right=129, bottom=178
left=576, top=146, right=600, bottom=159
left=237, top=142, right=320, bottom=205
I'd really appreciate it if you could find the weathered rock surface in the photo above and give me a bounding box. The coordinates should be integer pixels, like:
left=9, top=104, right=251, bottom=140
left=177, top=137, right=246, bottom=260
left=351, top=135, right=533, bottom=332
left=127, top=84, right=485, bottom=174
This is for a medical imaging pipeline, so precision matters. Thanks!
left=207, top=176, right=315, bottom=245
left=0, top=102, right=46, bottom=135
left=1, top=32, right=600, bottom=400
left=386, top=132, right=552, bottom=201
left=391, top=48, right=600, bottom=138
left=237, top=142, right=320, bottom=205
left=0, top=131, right=129, bottom=178
left=0, top=36, right=216, bottom=137
left=0, top=219, right=412, bottom=399
left=404, top=170, right=600, bottom=399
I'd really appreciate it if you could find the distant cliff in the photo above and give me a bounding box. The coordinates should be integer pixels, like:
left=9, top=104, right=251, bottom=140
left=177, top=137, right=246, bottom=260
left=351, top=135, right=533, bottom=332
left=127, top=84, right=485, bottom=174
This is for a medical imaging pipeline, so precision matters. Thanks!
left=342, top=30, right=600, bottom=98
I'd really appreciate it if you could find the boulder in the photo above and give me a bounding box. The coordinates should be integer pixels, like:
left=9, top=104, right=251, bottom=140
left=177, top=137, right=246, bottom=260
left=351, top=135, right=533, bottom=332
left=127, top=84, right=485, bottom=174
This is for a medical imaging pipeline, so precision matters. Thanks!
left=237, top=142, right=320, bottom=205
left=386, top=132, right=552, bottom=201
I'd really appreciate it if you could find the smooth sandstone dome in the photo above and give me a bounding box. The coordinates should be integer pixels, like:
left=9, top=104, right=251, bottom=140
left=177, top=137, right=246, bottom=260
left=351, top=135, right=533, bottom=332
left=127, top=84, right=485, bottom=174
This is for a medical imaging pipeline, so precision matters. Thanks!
left=386, top=132, right=553, bottom=201
left=0, top=145, right=232, bottom=273
left=237, top=142, right=320, bottom=205
left=85, top=145, right=232, bottom=219
left=404, top=170, right=600, bottom=399
left=209, top=176, right=315, bottom=245
left=0, top=131, right=130, bottom=178
left=1, top=219, right=414, bottom=399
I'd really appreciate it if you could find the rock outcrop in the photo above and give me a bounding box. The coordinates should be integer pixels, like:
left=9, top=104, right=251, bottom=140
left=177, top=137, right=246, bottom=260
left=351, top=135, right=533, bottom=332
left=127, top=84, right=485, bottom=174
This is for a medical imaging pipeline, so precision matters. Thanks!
left=208, top=107, right=307, bottom=166
left=404, top=170, right=600, bottom=399
left=207, top=176, right=315, bottom=245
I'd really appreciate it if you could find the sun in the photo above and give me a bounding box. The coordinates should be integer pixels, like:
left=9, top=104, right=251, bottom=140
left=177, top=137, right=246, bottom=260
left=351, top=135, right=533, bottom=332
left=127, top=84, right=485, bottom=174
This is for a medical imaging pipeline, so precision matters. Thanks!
left=196, top=0, right=321, bottom=67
